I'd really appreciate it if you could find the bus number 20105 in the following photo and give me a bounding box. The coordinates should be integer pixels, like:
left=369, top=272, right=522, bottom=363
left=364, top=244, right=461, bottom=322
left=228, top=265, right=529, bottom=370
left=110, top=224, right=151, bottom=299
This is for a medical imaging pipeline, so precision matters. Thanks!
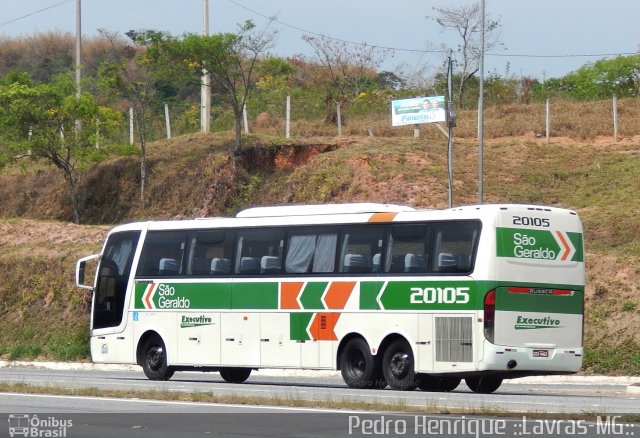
left=410, top=287, right=470, bottom=304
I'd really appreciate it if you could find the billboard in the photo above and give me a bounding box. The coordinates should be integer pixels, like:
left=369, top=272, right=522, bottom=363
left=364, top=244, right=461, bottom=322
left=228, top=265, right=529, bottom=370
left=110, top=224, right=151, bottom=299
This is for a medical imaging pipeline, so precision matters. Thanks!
left=391, top=96, right=446, bottom=127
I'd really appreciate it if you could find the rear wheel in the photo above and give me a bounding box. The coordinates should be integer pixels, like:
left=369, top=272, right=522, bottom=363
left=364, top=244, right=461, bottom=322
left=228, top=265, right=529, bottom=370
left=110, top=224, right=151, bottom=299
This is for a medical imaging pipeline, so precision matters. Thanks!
left=381, top=339, right=418, bottom=391
left=417, top=376, right=461, bottom=392
left=465, top=376, right=503, bottom=394
left=219, top=367, right=252, bottom=383
left=140, top=336, right=175, bottom=381
left=340, top=338, right=383, bottom=389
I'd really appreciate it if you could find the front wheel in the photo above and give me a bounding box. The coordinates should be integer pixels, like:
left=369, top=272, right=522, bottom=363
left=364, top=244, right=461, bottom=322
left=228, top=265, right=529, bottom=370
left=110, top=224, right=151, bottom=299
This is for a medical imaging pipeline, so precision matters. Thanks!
left=140, top=336, right=175, bottom=381
left=465, top=376, right=503, bottom=394
left=219, top=367, right=252, bottom=383
left=381, top=339, right=418, bottom=391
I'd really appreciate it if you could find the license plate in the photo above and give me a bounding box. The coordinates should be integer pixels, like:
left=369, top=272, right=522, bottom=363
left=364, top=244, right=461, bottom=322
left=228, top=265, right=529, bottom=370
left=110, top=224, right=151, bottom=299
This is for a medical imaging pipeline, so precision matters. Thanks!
left=533, top=349, right=549, bottom=358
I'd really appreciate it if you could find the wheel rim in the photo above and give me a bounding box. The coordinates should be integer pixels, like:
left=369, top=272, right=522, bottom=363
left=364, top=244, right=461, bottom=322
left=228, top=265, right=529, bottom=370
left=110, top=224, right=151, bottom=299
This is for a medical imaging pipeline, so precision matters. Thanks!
left=146, top=345, right=164, bottom=371
left=348, top=350, right=366, bottom=378
left=389, top=351, right=410, bottom=378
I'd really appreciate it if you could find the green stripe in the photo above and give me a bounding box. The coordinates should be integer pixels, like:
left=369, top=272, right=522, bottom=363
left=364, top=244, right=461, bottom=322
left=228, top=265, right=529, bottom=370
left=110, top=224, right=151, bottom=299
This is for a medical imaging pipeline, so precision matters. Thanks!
left=568, top=231, right=584, bottom=262
left=134, top=282, right=146, bottom=309
left=232, top=282, right=278, bottom=309
left=132, top=279, right=583, bottom=314
left=133, top=282, right=232, bottom=310
left=299, top=282, right=327, bottom=309
left=290, top=313, right=313, bottom=340
left=360, top=281, right=384, bottom=310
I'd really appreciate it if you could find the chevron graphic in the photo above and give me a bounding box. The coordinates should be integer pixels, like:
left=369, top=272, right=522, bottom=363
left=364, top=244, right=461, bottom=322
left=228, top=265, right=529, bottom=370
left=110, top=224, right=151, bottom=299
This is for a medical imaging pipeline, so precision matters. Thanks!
left=142, top=283, right=157, bottom=310
left=554, top=231, right=576, bottom=261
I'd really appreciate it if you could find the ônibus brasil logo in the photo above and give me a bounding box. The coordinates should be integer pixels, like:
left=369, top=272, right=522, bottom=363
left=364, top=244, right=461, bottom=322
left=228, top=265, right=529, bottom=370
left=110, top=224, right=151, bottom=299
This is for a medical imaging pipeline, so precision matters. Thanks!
left=515, top=315, right=562, bottom=330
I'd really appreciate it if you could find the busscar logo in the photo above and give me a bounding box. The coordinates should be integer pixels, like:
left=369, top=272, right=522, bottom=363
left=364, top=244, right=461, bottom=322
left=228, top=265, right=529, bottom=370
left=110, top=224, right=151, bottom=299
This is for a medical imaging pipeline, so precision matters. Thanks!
left=180, top=315, right=214, bottom=328
left=514, top=315, right=562, bottom=330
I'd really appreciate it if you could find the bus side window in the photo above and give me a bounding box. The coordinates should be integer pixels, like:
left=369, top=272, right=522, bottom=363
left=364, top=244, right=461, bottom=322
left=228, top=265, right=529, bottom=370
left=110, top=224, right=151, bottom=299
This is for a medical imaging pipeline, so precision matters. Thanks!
left=186, top=230, right=233, bottom=276
left=387, top=224, right=430, bottom=273
left=235, top=229, right=285, bottom=275
left=340, top=226, right=384, bottom=273
left=432, top=222, right=479, bottom=273
left=136, top=231, right=187, bottom=277
left=285, top=231, right=337, bottom=274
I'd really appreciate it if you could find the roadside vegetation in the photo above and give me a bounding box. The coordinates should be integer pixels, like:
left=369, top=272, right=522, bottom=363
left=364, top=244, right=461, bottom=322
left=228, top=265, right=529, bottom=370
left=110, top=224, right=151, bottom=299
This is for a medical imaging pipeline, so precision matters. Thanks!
left=0, top=27, right=639, bottom=374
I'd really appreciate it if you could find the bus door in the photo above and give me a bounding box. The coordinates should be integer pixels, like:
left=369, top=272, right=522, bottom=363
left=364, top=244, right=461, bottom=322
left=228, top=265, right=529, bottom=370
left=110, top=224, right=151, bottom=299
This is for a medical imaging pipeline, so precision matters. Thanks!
left=91, top=230, right=140, bottom=363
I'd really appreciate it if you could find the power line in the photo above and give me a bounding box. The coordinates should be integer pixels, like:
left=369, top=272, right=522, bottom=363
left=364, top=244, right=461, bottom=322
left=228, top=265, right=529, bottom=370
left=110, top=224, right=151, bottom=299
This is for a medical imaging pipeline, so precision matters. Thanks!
left=0, top=0, right=73, bottom=28
left=226, top=0, right=446, bottom=55
left=226, top=0, right=638, bottom=61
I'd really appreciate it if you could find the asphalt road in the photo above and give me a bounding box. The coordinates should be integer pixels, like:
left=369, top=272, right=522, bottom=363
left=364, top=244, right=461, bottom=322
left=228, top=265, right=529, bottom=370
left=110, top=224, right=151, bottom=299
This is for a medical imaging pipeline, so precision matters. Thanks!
left=0, top=366, right=638, bottom=416
left=1, top=392, right=638, bottom=438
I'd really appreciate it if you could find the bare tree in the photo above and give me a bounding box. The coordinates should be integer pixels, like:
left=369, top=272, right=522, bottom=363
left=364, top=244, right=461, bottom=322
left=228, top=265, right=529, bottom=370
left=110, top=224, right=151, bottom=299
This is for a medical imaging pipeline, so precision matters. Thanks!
left=430, top=2, right=502, bottom=103
left=302, top=35, right=392, bottom=122
left=98, top=30, right=157, bottom=204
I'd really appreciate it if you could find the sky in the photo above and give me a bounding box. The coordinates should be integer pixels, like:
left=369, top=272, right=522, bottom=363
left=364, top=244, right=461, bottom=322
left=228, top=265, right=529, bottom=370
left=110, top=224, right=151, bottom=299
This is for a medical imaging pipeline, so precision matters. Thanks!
left=1, top=0, right=638, bottom=81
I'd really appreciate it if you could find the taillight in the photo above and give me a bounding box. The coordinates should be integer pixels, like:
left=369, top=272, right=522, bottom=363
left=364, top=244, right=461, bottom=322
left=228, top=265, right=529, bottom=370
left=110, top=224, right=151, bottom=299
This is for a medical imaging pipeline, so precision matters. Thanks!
left=484, top=289, right=495, bottom=343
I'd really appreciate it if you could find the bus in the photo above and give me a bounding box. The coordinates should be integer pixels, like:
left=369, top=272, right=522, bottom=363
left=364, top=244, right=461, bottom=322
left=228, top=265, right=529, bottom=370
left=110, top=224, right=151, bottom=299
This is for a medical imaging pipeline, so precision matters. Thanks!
left=75, top=203, right=584, bottom=394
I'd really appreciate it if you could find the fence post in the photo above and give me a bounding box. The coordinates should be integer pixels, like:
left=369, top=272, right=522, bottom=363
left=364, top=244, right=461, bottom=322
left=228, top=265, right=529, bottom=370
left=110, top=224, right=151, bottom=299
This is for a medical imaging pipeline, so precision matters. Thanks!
left=164, top=104, right=172, bottom=139
left=129, top=107, right=134, bottom=145
left=285, top=95, right=291, bottom=139
left=95, top=118, right=100, bottom=148
left=545, top=99, right=551, bottom=144
left=612, top=95, right=618, bottom=142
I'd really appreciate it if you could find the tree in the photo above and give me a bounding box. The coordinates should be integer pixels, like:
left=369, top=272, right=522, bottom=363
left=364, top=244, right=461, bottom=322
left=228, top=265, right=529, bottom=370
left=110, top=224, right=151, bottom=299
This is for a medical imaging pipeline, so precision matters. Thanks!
left=556, top=55, right=640, bottom=100
left=147, top=21, right=277, bottom=155
left=430, top=2, right=502, bottom=106
left=0, top=74, right=119, bottom=223
left=98, top=30, right=158, bottom=204
left=302, top=35, right=391, bottom=122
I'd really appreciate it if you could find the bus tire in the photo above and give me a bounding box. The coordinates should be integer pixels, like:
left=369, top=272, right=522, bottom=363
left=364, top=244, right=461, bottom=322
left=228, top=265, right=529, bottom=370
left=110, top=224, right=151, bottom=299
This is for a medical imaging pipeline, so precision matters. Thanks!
left=465, top=376, right=503, bottom=394
left=219, top=367, right=252, bottom=383
left=140, top=336, right=174, bottom=381
left=417, top=375, right=461, bottom=392
left=381, top=339, right=418, bottom=391
left=340, top=338, right=381, bottom=389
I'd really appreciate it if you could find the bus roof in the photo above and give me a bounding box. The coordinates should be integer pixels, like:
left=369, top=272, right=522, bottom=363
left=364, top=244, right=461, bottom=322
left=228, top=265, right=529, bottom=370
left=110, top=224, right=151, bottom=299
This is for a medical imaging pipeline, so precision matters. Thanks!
left=236, top=203, right=416, bottom=218
left=107, top=203, right=579, bottom=234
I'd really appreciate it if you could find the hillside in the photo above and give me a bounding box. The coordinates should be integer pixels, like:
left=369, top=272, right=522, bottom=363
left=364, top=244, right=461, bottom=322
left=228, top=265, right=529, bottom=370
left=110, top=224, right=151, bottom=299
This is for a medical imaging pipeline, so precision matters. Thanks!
left=0, top=131, right=639, bottom=373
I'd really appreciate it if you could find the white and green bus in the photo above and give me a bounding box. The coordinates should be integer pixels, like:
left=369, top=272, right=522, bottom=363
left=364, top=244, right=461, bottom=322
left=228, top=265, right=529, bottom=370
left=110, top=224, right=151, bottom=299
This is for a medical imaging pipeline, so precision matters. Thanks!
left=76, top=203, right=584, bottom=393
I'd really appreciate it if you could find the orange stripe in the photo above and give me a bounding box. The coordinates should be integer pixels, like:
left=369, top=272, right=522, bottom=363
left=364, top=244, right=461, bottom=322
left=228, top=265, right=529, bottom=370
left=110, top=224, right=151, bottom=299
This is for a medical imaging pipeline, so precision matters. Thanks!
left=324, top=281, right=355, bottom=309
left=555, top=231, right=571, bottom=261
left=144, top=283, right=157, bottom=309
left=281, top=282, right=304, bottom=309
left=309, top=312, right=340, bottom=341
left=368, top=212, right=398, bottom=223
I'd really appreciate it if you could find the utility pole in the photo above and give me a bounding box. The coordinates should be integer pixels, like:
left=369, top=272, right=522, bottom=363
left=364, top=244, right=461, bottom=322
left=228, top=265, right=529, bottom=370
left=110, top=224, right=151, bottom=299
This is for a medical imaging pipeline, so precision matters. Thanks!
left=446, top=51, right=457, bottom=208
left=200, top=0, right=211, bottom=133
left=75, top=0, right=81, bottom=97
left=477, top=0, right=485, bottom=205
